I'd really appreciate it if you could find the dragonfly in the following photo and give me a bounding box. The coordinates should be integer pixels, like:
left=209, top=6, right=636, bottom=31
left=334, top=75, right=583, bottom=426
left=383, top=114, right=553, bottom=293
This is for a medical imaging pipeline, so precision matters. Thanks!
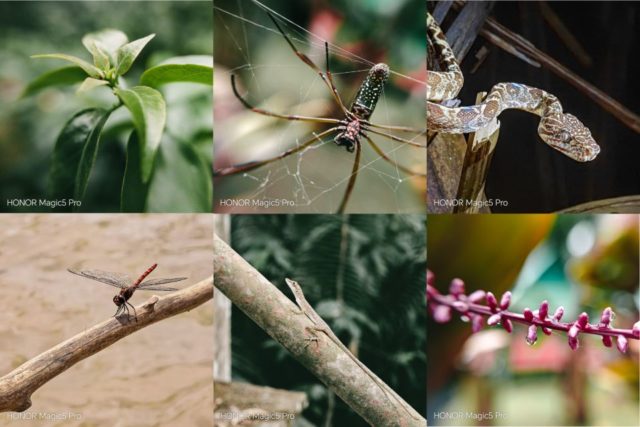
left=68, top=263, right=187, bottom=320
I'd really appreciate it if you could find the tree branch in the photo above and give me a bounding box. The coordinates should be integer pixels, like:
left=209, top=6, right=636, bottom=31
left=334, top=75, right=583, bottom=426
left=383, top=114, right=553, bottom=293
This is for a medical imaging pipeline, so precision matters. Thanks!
left=0, top=277, right=213, bottom=413
left=213, top=234, right=424, bottom=426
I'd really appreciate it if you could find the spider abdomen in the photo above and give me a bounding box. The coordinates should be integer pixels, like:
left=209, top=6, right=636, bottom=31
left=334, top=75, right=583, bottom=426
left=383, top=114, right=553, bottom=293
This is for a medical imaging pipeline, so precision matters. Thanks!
left=350, top=63, right=390, bottom=120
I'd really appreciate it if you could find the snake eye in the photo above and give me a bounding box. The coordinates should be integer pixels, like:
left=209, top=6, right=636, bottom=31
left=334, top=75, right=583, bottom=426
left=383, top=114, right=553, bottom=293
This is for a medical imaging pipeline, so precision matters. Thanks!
left=558, top=130, right=572, bottom=144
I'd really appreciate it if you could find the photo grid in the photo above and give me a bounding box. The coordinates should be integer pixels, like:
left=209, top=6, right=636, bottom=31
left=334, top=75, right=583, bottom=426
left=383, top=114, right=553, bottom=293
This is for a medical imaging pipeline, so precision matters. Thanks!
left=0, top=1, right=638, bottom=426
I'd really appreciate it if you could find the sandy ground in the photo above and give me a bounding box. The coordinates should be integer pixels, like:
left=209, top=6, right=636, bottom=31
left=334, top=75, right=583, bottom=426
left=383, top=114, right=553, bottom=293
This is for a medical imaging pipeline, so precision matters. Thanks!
left=0, top=214, right=213, bottom=427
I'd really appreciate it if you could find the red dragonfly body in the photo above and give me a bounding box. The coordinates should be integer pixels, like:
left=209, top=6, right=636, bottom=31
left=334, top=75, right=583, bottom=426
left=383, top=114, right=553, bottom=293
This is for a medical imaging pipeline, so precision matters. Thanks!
left=68, top=263, right=186, bottom=319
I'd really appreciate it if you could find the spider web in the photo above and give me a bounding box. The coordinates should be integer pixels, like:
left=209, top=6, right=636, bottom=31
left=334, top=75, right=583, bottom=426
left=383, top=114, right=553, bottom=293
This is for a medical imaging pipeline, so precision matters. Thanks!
left=214, top=0, right=426, bottom=213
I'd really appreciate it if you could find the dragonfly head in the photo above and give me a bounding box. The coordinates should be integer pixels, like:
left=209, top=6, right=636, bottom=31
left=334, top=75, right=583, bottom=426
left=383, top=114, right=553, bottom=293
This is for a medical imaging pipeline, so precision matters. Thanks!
left=113, top=295, right=125, bottom=306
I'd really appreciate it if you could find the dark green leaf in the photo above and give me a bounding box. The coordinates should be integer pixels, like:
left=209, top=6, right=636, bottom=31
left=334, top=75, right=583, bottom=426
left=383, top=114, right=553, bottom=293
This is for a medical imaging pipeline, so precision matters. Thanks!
left=120, top=131, right=149, bottom=212
left=31, top=53, right=103, bottom=78
left=140, top=55, right=213, bottom=87
left=49, top=108, right=111, bottom=209
left=115, top=33, right=155, bottom=76
left=114, top=86, right=166, bottom=182
left=146, top=135, right=212, bottom=212
left=22, top=66, right=87, bottom=97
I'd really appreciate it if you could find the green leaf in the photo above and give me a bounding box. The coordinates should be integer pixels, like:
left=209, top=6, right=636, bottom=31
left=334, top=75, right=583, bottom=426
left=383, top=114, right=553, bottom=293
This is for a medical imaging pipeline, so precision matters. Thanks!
left=77, top=77, right=109, bottom=93
left=146, top=135, right=212, bottom=212
left=114, top=86, right=166, bottom=182
left=22, top=66, right=87, bottom=97
left=82, top=29, right=128, bottom=65
left=31, top=53, right=103, bottom=78
left=120, top=131, right=149, bottom=212
left=49, top=108, right=112, bottom=208
left=115, top=33, right=155, bottom=76
left=140, top=56, right=213, bottom=87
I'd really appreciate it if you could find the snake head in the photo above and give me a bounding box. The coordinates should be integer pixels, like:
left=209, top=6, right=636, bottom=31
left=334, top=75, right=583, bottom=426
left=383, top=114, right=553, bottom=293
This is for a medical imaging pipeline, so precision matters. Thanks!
left=539, top=113, right=600, bottom=162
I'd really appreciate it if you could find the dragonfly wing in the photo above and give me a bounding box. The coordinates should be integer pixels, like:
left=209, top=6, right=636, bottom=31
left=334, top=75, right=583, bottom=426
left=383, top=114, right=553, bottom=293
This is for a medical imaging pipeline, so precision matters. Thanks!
left=68, top=269, right=132, bottom=289
left=137, top=277, right=187, bottom=291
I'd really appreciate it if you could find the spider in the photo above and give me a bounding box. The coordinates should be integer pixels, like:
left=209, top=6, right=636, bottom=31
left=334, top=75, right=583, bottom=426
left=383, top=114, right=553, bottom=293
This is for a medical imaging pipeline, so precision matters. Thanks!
left=214, top=11, right=426, bottom=213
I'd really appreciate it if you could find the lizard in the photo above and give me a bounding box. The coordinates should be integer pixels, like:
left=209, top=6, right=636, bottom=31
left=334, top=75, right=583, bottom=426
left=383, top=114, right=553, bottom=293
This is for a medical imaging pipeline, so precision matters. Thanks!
left=284, top=278, right=420, bottom=420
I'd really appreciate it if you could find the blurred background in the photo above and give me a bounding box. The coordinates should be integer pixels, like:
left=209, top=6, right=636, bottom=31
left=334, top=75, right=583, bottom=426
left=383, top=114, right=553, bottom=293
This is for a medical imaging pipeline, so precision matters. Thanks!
left=0, top=1, right=213, bottom=212
left=427, top=214, right=640, bottom=426
left=214, top=0, right=426, bottom=213
left=0, top=214, right=213, bottom=427
left=228, top=214, right=426, bottom=425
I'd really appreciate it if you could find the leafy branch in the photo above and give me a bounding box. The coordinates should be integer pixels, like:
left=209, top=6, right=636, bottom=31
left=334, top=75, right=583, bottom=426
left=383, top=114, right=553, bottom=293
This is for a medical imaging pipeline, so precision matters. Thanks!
left=25, top=29, right=213, bottom=211
left=427, top=270, right=640, bottom=353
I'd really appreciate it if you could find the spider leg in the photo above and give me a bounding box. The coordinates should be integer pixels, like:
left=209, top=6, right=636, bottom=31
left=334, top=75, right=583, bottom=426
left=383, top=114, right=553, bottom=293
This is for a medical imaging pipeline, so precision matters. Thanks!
left=231, top=75, right=342, bottom=125
left=363, top=134, right=426, bottom=177
left=214, top=127, right=342, bottom=176
left=363, top=121, right=426, bottom=134
left=337, top=141, right=362, bottom=214
left=266, top=11, right=350, bottom=115
left=363, top=127, right=426, bottom=148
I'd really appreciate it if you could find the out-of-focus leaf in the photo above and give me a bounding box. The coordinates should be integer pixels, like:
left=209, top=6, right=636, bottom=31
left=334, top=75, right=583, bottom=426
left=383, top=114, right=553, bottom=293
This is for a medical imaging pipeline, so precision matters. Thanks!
left=22, top=66, right=87, bottom=97
left=77, top=77, right=109, bottom=93
left=82, top=29, right=128, bottom=65
left=31, top=53, right=103, bottom=78
left=49, top=108, right=111, bottom=208
left=115, top=33, right=155, bottom=76
left=146, top=135, right=212, bottom=212
left=120, top=131, right=149, bottom=212
left=140, top=55, right=213, bottom=87
left=114, top=86, right=166, bottom=182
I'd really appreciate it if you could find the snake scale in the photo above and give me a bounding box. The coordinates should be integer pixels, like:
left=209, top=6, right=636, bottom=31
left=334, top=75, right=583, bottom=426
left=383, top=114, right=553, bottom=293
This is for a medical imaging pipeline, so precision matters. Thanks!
left=427, top=13, right=600, bottom=162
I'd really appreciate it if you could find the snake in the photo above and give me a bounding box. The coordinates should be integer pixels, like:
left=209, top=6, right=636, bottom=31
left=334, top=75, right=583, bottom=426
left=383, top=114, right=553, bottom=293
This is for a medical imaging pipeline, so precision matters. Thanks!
left=427, top=13, right=600, bottom=162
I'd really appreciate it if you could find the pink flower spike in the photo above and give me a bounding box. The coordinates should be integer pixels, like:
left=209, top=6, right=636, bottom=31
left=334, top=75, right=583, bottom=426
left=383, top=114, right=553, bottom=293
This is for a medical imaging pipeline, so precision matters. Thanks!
left=487, top=313, right=501, bottom=326
left=538, top=300, right=549, bottom=320
left=616, top=335, right=628, bottom=354
left=449, top=278, right=465, bottom=297
left=467, top=290, right=486, bottom=303
left=633, top=321, right=640, bottom=338
left=523, top=308, right=534, bottom=322
left=502, top=317, right=513, bottom=333
left=499, top=291, right=512, bottom=310
left=471, top=315, right=484, bottom=333
left=599, top=307, right=612, bottom=326
left=452, top=301, right=469, bottom=313
left=552, top=306, right=564, bottom=321
left=577, top=312, right=589, bottom=329
left=602, top=335, right=612, bottom=347
left=526, top=324, right=538, bottom=345
left=433, top=305, right=451, bottom=323
left=486, top=292, right=498, bottom=312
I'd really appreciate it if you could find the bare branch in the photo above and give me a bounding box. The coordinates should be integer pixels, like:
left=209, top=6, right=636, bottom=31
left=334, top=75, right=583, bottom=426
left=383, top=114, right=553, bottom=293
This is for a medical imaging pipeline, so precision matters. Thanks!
left=213, top=234, right=424, bottom=426
left=0, top=277, right=213, bottom=413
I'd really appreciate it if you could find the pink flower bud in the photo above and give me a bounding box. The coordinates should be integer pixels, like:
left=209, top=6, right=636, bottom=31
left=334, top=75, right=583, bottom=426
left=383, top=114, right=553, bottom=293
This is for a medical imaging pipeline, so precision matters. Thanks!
left=500, top=291, right=512, bottom=310
left=616, top=335, right=628, bottom=354
left=523, top=308, right=534, bottom=321
left=427, top=270, right=435, bottom=287
left=526, top=324, right=538, bottom=345
left=467, top=290, right=486, bottom=303
left=577, top=312, right=589, bottom=329
left=426, top=285, right=438, bottom=299
left=568, top=324, right=580, bottom=350
left=538, top=301, right=549, bottom=320
left=452, top=301, right=469, bottom=312
left=449, top=278, right=465, bottom=297
left=433, top=305, right=451, bottom=323
left=599, top=307, right=612, bottom=326
left=552, top=306, right=564, bottom=321
left=486, top=292, right=498, bottom=312
left=487, top=313, right=501, bottom=326
left=502, top=318, right=513, bottom=333
left=542, top=327, right=552, bottom=336
left=602, top=335, right=612, bottom=347
left=632, top=321, right=640, bottom=338
left=471, top=314, right=484, bottom=333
